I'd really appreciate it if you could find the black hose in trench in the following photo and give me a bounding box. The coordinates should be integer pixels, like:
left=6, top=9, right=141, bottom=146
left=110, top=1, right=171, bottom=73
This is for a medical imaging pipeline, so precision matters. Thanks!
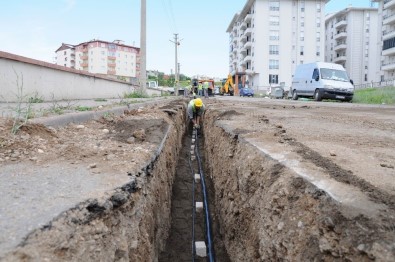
left=188, top=127, right=215, bottom=262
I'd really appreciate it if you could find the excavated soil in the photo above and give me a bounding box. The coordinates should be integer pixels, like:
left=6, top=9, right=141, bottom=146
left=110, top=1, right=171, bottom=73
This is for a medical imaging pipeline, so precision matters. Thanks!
left=0, top=97, right=394, bottom=261
left=203, top=98, right=395, bottom=261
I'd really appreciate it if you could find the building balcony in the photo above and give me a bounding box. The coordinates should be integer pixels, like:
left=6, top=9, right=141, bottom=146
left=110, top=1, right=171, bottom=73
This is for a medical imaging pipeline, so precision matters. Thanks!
left=333, top=55, right=347, bottom=63
left=240, top=22, right=247, bottom=30
left=239, top=60, right=246, bottom=66
left=240, top=34, right=247, bottom=42
left=233, top=37, right=238, bottom=44
left=384, top=0, right=395, bottom=9
left=240, top=47, right=247, bottom=54
left=107, top=69, right=116, bottom=75
left=108, top=63, right=116, bottom=67
left=383, top=46, right=395, bottom=56
left=245, top=69, right=254, bottom=75
left=383, top=28, right=395, bottom=41
left=383, top=13, right=395, bottom=25
left=244, top=41, right=252, bottom=49
left=334, top=31, right=347, bottom=40
left=80, top=62, right=88, bottom=67
left=244, top=27, right=252, bottom=36
left=244, top=13, right=252, bottom=22
left=243, top=55, right=252, bottom=62
left=70, top=53, right=75, bottom=57
left=335, top=19, right=347, bottom=29
left=382, top=60, right=395, bottom=71
left=108, top=55, right=116, bottom=60
left=334, top=42, right=347, bottom=51
left=80, top=55, right=88, bottom=60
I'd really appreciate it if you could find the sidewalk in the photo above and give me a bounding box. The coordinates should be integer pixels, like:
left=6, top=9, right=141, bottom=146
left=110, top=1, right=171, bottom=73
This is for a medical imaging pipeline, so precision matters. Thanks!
left=0, top=97, right=168, bottom=119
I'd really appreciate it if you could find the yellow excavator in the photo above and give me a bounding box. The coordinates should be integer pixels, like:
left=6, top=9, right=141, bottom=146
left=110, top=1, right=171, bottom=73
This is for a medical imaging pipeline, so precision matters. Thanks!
left=220, top=74, right=234, bottom=96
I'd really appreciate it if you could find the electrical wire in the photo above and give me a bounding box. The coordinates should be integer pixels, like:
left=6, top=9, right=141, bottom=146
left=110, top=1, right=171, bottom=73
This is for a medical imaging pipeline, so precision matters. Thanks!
left=161, top=0, right=178, bottom=33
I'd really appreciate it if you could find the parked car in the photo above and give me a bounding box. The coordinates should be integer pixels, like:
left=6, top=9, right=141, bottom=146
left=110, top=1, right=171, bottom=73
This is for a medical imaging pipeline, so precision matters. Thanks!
left=239, top=87, right=254, bottom=97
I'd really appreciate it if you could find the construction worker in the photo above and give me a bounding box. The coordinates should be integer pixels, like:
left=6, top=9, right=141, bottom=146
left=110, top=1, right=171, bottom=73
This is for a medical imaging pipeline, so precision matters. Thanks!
left=187, top=98, right=205, bottom=130
left=184, top=85, right=191, bottom=97
left=203, top=81, right=209, bottom=98
left=198, top=82, right=203, bottom=97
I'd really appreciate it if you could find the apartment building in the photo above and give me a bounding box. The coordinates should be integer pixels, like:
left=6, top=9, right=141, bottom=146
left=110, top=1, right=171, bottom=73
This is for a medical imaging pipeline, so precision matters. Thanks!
left=372, top=0, right=395, bottom=81
left=55, top=40, right=140, bottom=81
left=227, top=0, right=328, bottom=91
left=325, top=7, right=379, bottom=85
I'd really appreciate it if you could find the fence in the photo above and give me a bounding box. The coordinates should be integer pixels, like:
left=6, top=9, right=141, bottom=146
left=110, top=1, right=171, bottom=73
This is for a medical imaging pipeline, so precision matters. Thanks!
left=354, top=80, right=395, bottom=90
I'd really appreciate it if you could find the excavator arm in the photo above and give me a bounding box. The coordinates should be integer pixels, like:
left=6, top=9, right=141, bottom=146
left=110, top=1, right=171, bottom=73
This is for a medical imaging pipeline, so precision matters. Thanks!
left=220, top=74, right=234, bottom=96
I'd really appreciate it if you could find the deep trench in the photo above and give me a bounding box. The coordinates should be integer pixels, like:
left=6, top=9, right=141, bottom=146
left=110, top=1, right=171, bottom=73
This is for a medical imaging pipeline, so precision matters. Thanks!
left=159, top=126, right=231, bottom=262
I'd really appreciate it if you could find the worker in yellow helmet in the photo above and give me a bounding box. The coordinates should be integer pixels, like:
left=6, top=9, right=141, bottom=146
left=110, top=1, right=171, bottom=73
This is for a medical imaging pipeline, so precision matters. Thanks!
left=187, top=98, right=205, bottom=129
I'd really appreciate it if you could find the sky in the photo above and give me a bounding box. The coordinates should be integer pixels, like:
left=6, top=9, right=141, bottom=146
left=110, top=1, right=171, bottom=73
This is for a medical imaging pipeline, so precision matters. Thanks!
left=0, top=0, right=377, bottom=79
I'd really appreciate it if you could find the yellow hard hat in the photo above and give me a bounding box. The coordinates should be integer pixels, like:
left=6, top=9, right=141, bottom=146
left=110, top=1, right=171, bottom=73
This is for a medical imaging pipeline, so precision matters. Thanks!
left=194, top=98, right=203, bottom=107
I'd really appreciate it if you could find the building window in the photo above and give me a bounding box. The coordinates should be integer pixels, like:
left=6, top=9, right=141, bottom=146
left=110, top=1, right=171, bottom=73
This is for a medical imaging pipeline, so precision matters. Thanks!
left=269, top=0, right=280, bottom=11
left=365, top=74, right=368, bottom=81
left=269, top=45, right=279, bottom=55
left=64, top=51, right=66, bottom=55
left=269, top=59, right=279, bottom=69
left=269, top=74, right=278, bottom=84
left=300, top=46, right=304, bottom=56
left=269, top=16, right=280, bottom=26
left=269, top=30, right=280, bottom=40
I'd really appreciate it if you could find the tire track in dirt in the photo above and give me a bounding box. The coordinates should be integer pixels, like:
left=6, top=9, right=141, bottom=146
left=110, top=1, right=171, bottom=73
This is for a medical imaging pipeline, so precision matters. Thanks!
left=290, top=140, right=395, bottom=208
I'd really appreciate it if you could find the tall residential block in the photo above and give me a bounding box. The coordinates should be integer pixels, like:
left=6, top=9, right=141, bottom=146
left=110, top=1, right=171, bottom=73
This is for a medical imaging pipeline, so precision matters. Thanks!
left=55, top=40, right=140, bottom=82
left=372, top=0, right=395, bottom=81
left=227, top=0, right=329, bottom=91
left=325, top=7, right=379, bottom=85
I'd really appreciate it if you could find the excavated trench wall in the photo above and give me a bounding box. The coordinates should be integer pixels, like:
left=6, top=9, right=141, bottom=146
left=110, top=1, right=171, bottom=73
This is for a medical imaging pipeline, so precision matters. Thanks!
left=203, top=109, right=393, bottom=261
left=3, top=101, right=186, bottom=262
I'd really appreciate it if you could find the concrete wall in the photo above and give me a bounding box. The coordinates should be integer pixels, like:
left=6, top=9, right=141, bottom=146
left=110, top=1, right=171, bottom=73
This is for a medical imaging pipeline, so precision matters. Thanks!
left=0, top=51, right=138, bottom=102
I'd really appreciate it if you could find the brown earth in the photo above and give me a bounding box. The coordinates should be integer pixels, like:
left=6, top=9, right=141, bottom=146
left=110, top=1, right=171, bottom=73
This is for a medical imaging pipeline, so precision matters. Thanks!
left=0, top=97, right=394, bottom=261
left=203, top=97, right=395, bottom=261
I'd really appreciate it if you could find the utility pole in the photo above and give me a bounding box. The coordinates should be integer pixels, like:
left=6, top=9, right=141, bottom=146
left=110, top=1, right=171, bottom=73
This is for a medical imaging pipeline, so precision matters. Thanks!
left=170, top=34, right=181, bottom=95
left=139, top=0, right=146, bottom=94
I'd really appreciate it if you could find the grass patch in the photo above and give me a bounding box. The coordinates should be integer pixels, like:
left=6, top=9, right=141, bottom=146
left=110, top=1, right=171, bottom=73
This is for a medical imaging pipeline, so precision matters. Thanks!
left=28, top=92, right=44, bottom=103
left=94, top=98, right=107, bottom=102
left=75, top=106, right=93, bottom=111
left=353, top=86, right=395, bottom=105
left=124, top=91, right=149, bottom=98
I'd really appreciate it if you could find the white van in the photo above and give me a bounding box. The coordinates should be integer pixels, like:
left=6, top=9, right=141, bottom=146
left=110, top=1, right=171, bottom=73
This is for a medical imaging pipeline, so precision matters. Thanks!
left=291, top=62, right=354, bottom=101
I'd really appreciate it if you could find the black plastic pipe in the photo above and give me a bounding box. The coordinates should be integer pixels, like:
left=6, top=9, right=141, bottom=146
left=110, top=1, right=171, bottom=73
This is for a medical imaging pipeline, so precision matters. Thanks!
left=194, top=132, right=215, bottom=262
